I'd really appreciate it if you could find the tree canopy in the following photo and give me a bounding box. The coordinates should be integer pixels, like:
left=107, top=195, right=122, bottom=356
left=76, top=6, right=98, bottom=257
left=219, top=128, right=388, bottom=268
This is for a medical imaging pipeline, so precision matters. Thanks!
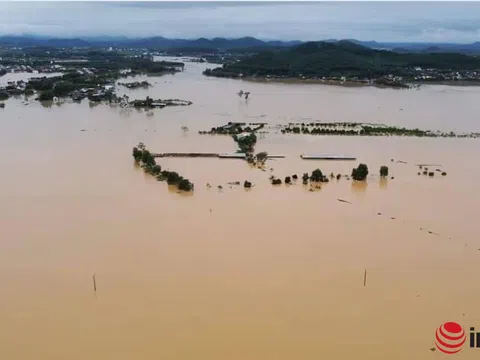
left=352, top=164, right=369, bottom=181
left=204, top=41, right=480, bottom=80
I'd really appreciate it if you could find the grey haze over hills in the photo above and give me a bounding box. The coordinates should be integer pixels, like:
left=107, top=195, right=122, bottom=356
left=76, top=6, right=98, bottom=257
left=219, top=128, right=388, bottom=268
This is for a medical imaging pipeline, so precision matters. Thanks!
left=1, top=1, right=480, bottom=43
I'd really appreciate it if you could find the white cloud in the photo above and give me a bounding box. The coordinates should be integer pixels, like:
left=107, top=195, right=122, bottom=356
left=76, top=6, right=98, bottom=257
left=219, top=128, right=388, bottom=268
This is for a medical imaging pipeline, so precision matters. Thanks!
left=0, top=1, right=479, bottom=42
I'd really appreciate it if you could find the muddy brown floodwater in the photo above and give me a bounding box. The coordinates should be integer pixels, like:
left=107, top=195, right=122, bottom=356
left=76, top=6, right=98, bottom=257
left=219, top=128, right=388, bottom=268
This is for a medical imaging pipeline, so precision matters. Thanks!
left=1, top=58, right=480, bottom=360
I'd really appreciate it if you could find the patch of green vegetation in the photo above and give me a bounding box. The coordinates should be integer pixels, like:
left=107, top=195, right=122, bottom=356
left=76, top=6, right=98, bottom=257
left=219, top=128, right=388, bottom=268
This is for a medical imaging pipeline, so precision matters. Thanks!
left=132, top=143, right=194, bottom=192
left=233, top=132, right=257, bottom=154
left=204, top=41, right=480, bottom=81
left=352, top=164, right=369, bottom=181
left=281, top=122, right=480, bottom=139
left=380, top=165, right=389, bottom=177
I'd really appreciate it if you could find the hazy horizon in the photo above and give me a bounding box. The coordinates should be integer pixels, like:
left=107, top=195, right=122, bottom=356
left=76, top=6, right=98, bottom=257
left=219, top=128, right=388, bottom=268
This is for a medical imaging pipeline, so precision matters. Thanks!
left=1, top=1, right=480, bottom=43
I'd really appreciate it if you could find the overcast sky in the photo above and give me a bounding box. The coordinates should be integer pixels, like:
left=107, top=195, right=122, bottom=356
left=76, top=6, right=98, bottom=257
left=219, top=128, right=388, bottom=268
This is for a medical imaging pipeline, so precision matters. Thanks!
left=0, top=1, right=479, bottom=43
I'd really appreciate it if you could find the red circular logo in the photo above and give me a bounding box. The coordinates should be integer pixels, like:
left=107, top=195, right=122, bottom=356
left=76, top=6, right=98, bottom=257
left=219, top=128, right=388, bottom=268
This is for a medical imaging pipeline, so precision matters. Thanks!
left=435, top=322, right=466, bottom=354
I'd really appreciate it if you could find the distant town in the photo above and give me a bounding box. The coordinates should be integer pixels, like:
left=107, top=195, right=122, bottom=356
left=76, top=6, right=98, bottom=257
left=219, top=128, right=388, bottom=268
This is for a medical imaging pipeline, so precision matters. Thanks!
left=2, top=39, right=480, bottom=104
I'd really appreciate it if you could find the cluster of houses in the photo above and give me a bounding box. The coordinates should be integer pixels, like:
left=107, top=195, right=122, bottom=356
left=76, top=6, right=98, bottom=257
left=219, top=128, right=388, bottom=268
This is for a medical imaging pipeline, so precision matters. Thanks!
left=0, top=80, right=28, bottom=99
left=410, top=67, right=480, bottom=82
left=0, top=77, right=116, bottom=102
left=71, top=84, right=115, bottom=102
left=0, top=63, right=63, bottom=75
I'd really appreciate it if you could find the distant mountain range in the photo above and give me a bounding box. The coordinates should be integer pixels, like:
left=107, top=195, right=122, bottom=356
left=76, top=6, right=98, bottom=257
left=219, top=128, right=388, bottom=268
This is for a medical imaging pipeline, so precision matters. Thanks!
left=1, top=35, right=480, bottom=54
left=0, top=35, right=302, bottom=50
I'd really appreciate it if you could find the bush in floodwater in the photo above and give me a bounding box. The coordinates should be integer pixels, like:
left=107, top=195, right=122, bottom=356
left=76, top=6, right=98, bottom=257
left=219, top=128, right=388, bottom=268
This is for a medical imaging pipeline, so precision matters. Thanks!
left=380, top=165, right=389, bottom=177
left=352, top=164, right=369, bottom=181
left=311, top=169, right=323, bottom=182
left=166, top=171, right=182, bottom=185
left=271, top=178, right=282, bottom=185
left=255, top=151, right=268, bottom=163
left=151, top=165, right=161, bottom=175
left=178, top=178, right=194, bottom=191
left=285, top=176, right=291, bottom=184
left=38, top=90, right=54, bottom=101
left=141, top=149, right=156, bottom=167
left=132, top=147, right=142, bottom=161
left=423, top=170, right=428, bottom=175
left=442, top=172, right=447, bottom=176
left=302, top=173, right=309, bottom=182
left=336, top=173, right=341, bottom=180
left=244, top=181, right=252, bottom=188
left=292, top=174, right=298, bottom=180
left=428, top=172, right=434, bottom=177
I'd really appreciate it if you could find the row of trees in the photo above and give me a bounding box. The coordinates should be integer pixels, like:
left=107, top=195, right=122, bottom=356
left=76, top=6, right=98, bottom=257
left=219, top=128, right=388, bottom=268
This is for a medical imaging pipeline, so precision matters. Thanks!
left=132, top=144, right=194, bottom=192
left=351, top=164, right=389, bottom=180
left=270, top=165, right=388, bottom=186
left=282, top=125, right=436, bottom=137
left=271, top=169, right=330, bottom=186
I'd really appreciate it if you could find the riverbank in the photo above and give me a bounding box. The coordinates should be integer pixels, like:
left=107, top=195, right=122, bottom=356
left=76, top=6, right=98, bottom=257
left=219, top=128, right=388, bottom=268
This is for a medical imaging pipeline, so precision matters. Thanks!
left=207, top=73, right=480, bottom=89
left=206, top=73, right=418, bottom=89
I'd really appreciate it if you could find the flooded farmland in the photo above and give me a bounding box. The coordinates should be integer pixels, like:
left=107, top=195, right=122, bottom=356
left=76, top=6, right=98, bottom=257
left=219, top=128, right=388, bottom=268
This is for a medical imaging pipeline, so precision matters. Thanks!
left=1, top=59, right=480, bottom=360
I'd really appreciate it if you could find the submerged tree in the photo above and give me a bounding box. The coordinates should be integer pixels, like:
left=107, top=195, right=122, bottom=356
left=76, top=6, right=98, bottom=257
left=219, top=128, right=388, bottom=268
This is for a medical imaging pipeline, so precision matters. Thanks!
left=151, top=165, right=162, bottom=175
left=380, top=165, right=389, bottom=177
left=166, top=171, right=182, bottom=185
left=38, top=90, right=54, bottom=101
left=271, top=178, right=282, bottom=185
left=255, top=151, right=268, bottom=163
left=132, top=147, right=142, bottom=161
left=311, top=169, right=324, bottom=182
left=302, top=173, right=309, bottom=185
left=178, top=178, right=194, bottom=191
left=141, top=150, right=156, bottom=167
left=352, top=164, right=369, bottom=181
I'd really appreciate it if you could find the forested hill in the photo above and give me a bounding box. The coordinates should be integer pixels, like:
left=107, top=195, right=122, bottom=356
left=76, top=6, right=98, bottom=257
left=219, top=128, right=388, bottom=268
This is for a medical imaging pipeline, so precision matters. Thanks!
left=203, top=41, right=480, bottom=81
